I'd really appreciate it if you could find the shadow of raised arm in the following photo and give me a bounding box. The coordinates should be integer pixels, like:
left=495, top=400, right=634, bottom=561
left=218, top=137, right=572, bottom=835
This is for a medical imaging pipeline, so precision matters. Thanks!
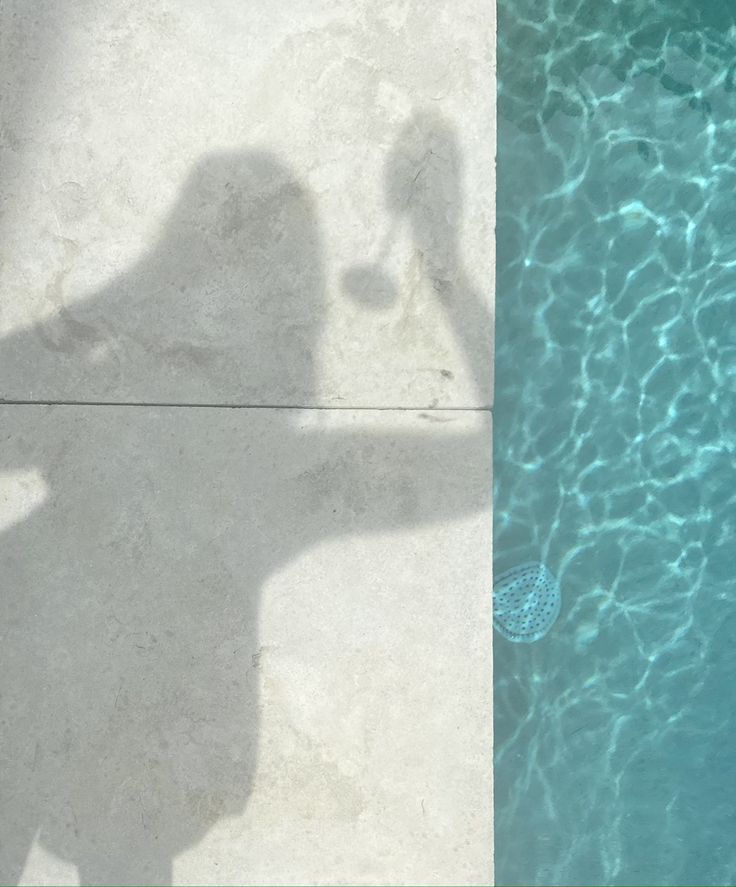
left=385, top=110, right=493, bottom=403
left=305, top=110, right=492, bottom=548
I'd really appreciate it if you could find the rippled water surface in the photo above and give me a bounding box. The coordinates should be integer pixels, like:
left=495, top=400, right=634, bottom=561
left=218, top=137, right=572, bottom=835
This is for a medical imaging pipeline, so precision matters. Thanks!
left=494, top=1, right=736, bottom=884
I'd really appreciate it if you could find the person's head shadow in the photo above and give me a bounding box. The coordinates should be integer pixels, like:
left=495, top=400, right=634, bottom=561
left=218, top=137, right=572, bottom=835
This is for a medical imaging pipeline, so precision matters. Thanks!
left=0, top=112, right=491, bottom=886
left=0, top=150, right=325, bottom=405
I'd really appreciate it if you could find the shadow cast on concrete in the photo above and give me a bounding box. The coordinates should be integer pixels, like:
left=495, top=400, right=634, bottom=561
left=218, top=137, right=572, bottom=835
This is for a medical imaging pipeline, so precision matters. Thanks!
left=0, top=112, right=491, bottom=885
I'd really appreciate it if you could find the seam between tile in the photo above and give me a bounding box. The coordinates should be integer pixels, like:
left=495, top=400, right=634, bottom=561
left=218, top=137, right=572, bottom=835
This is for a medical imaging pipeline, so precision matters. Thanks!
left=0, top=399, right=493, bottom=412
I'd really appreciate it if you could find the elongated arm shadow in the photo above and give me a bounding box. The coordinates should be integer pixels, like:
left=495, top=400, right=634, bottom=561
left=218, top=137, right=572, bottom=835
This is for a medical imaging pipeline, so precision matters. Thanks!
left=382, top=109, right=493, bottom=403
left=320, top=109, right=492, bottom=544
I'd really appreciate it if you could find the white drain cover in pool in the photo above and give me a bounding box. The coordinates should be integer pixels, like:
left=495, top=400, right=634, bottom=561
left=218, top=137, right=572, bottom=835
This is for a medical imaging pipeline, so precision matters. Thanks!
left=493, top=562, right=561, bottom=643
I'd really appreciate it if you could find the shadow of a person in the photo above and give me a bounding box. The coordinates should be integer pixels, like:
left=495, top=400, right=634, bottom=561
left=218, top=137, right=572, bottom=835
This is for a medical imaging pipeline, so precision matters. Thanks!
left=0, top=113, right=491, bottom=886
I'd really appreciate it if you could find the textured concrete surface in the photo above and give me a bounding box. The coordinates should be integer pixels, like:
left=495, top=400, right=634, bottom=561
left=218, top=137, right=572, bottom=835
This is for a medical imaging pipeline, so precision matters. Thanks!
left=1, top=407, right=492, bottom=886
left=0, top=0, right=494, bottom=883
left=0, top=0, right=493, bottom=408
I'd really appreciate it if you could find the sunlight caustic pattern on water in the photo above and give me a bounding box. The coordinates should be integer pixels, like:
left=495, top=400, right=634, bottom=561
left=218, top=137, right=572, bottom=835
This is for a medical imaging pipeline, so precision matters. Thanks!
left=494, top=0, right=736, bottom=884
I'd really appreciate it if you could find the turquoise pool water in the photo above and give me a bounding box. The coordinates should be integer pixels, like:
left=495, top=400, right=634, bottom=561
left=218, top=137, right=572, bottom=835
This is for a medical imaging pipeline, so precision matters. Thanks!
left=494, top=1, right=736, bottom=884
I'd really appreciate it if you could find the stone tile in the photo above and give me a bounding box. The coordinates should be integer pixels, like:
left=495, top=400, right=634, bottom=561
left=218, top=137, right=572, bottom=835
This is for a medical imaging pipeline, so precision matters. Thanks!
left=1, top=406, right=493, bottom=885
left=0, top=0, right=494, bottom=408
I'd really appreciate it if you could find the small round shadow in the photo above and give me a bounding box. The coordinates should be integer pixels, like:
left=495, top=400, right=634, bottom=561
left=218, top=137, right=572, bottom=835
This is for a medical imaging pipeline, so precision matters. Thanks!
left=342, top=265, right=398, bottom=311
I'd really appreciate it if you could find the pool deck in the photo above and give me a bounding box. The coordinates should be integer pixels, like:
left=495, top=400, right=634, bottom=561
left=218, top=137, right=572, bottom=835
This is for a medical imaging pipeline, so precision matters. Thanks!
left=0, top=1, right=495, bottom=883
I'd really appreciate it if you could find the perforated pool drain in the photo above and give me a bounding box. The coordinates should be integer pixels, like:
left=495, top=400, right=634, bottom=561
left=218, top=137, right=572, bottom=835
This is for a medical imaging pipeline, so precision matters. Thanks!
left=493, top=562, right=561, bottom=643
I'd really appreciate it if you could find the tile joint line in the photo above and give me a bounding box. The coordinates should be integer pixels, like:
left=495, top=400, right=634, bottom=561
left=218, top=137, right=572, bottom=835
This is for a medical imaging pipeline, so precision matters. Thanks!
left=0, top=399, right=493, bottom=413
